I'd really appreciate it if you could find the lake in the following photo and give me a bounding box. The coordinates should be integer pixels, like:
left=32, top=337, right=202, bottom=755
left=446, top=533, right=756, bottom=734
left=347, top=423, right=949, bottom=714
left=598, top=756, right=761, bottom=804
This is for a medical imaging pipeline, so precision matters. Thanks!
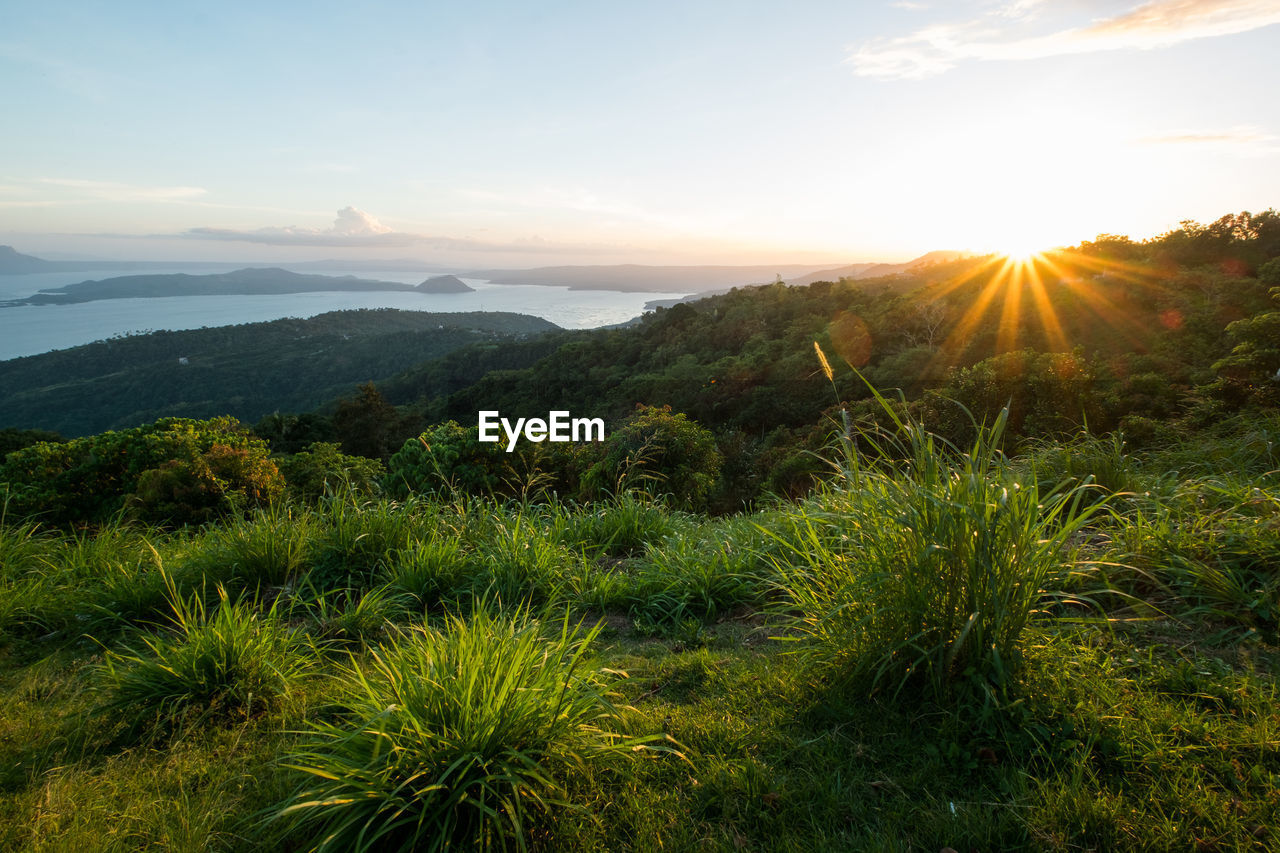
left=0, top=267, right=692, bottom=360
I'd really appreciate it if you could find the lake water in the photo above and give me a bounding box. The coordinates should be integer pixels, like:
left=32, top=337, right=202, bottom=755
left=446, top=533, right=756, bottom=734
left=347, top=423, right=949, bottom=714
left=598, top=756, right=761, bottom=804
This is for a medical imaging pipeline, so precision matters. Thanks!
left=0, top=267, right=691, bottom=360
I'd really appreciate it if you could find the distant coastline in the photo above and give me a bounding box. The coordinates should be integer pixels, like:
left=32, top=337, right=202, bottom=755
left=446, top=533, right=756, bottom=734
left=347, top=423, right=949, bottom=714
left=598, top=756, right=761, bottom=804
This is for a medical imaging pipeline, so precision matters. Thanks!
left=0, top=268, right=459, bottom=307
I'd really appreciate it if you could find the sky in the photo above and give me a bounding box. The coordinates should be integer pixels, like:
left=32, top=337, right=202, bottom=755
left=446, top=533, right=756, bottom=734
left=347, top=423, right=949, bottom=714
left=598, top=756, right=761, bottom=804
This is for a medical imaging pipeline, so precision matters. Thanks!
left=2, top=0, right=1278, bottom=267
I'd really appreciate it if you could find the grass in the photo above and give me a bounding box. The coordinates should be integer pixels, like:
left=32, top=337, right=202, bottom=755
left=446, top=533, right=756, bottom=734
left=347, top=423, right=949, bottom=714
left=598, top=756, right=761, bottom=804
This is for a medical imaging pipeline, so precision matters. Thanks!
left=774, top=404, right=1106, bottom=700
left=1, top=419, right=1278, bottom=850
left=274, top=606, right=665, bottom=852
left=96, top=578, right=311, bottom=735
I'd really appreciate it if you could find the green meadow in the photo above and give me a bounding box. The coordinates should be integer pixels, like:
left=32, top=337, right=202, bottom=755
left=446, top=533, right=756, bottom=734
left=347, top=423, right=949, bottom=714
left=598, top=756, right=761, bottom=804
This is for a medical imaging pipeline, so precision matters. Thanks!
left=1, top=404, right=1277, bottom=852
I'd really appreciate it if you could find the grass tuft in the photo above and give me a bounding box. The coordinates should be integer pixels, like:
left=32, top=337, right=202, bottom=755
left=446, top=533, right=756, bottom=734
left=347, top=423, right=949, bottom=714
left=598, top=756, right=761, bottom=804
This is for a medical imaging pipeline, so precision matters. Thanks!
left=275, top=606, right=667, bottom=852
left=97, top=577, right=310, bottom=733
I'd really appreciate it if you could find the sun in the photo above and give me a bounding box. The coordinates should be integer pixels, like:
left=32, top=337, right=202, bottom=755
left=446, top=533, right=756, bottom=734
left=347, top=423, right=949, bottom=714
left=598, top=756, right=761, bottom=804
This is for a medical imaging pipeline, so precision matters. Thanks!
left=996, top=239, right=1048, bottom=263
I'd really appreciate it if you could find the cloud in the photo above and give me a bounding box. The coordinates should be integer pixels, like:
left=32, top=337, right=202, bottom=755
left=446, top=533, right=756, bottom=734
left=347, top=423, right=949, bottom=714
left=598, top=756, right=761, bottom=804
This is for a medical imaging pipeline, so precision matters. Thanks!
left=1139, top=124, right=1278, bottom=152
left=182, top=207, right=619, bottom=254
left=186, top=206, right=406, bottom=246
left=330, top=206, right=392, bottom=236
left=37, top=178, right=206, bottom=202
left=849, top=0, right=1280, bottom=78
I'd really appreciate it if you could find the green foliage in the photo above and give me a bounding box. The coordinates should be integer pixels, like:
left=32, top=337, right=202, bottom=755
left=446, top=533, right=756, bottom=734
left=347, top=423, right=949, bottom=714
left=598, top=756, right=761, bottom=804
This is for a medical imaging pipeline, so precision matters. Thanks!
left=0, top=427, right=64, bottom=461
left=585, top=405, right=722, bottom=511
left=383, top=536, right=476, bottom=610
left=1106, top=476, right=1280, bottom=638
left=1021, top=430, right=1137, bottom=500
left=478, top=513, right=579, bottom=606
left=1210, top=271, right=1280, bottom=408
left=0, top=416, right=280, bottom=526
left=298, top=584, right=409, bottom=648
left=276, top=441, right=386, bottom=501
left=193, top=504, right=317, bottom=590
left=0, top=309, right=556, bottom=438
left=0, top=502, right=55, bottom=637
left=131, top=442, right=285, bottom=526
left=333, top=382, right=415, bottom=462
left=310, top=497, right=424, bottom=591
left=386, top=421, right=512, bottom=497
left=774, top=395, right=1105, bottom=701
left=934, top=348, right=1099, bottom=444
left=275, top=608, right=659, bottom=852
left=97, top=580, right=310, bottom=732
left=554, top=493, right=680, bottom=557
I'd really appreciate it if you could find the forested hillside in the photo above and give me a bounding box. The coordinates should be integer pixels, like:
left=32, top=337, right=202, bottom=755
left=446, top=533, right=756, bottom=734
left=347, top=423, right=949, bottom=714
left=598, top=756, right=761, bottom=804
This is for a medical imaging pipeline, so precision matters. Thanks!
left=0, top=309, right=557, bottom=436
left=329, top=212, right=1280, bottom=506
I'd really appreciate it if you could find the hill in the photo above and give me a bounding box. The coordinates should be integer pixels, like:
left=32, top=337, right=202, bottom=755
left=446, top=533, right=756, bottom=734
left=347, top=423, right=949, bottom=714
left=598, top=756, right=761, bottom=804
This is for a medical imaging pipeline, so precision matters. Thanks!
left=415, top=274, right=474, bottom=293
left=461, top=263, right=841, bottom=293
left=0, top=309, right=558, bottom=436
left=1, top=267, right=438, bottom=306
left=787, top=250, right=972, bottom=287
left=0, top=245, right=58, bottom=274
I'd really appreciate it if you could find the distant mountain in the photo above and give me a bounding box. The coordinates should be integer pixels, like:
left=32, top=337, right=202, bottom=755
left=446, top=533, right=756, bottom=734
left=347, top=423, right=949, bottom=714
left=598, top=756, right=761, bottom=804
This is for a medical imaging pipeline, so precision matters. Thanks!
left=463, top=263, right=840, bottom=293
left=284, top=258, right=464, bottom=273
left=788, top=251, right=972, bottom=287
left=0, top=309, right=559, bottom=436
left=2, top=267, right=434, bottom=306
left=0, top=246, right=60, bottom=274
left=416, top=274, right=474, bottom=293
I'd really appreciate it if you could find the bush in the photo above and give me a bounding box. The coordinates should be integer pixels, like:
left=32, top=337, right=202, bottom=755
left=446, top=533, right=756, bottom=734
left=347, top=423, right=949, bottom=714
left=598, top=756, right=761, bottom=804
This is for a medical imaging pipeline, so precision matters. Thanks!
left=0, top=417, right=280, bottom=526
left=275, top=608, right=663, bottom=852
left=277, top=442, right=386, bottom=501
left=774, top=397, right=1104, bottom=701
left=131, top=442, right=284, bottom=526
left=97, top=581, right=309, bottom=732
left=583, top=405, right=722, bottom=511
left=386, top=422, right=513, bottom=498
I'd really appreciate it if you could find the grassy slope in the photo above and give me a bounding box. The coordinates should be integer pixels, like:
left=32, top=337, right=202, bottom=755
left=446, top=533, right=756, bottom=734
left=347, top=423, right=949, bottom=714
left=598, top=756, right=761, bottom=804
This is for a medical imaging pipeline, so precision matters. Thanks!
left=1, top=425, right=1277, bottom=852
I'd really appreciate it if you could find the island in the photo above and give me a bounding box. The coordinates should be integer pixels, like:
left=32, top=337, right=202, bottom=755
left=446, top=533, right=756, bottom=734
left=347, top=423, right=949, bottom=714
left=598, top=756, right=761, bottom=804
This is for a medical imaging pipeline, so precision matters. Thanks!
left=0, top=268, right=466, bottom=307
left=415, top=274, right=474, bottom=293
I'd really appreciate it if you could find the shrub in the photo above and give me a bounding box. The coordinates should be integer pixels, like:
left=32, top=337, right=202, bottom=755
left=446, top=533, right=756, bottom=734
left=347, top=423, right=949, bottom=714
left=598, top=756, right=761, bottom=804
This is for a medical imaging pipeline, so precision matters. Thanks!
left=97, top=581, right=309, bottom=732
left=774, top=393, right=1104, bottom=701
left=275, top=608, right=663, bottom=852
left=583, top=405, right=722, bottom=511
left=277, top=442, right=386, bottom=501
left=386, top=422, right=513, bottom=498
left=932, top=348, right=1100, bottom=445
left=131, top=442, right=284, bottom=526
left=0, top=417, right=279, bottom=525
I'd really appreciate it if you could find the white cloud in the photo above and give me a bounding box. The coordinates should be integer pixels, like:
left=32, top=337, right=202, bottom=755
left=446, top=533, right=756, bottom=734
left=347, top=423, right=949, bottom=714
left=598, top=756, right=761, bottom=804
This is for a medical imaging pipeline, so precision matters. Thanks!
left=1139, top=124, right=1278, bottom=152
left=182, top=207, right=618, bottom=254
left=37, top=178, right=206, bottom=202
left=330, top=206, right=392, bottom=236
left=849, top=0, right=1280, bottom=78
left=187, top=206, right=401, bottom=246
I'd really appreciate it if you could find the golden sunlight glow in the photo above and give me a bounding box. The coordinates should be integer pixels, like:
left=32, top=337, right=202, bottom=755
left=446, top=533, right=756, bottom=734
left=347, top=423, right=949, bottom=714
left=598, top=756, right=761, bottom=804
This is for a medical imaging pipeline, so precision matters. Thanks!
left=921, top=245, right=1170, bottom=382
left=997, top=243, right=1046, bottom=264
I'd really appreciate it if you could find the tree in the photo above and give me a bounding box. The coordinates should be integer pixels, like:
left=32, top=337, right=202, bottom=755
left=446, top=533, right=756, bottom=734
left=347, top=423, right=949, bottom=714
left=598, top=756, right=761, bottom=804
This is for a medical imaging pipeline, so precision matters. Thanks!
left=332, top=383, right=408, bottom=462
left=584, top=405, right=722, bottom=511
